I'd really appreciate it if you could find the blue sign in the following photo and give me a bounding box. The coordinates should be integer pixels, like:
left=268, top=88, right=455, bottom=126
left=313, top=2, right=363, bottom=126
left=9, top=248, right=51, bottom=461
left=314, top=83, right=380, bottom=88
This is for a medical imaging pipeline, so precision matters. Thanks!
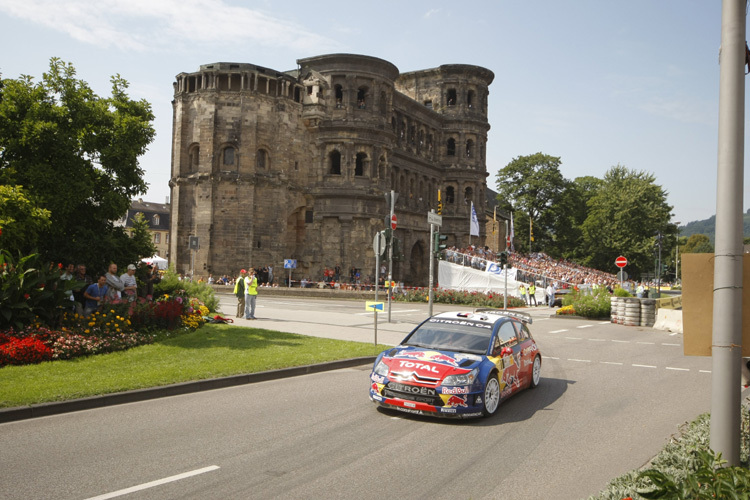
left=284, top=259, right=297, bottom=269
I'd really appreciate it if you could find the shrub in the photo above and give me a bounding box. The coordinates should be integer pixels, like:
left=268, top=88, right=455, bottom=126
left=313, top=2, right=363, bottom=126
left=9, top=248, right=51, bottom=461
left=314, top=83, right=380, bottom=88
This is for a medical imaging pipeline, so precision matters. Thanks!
left=155, top=268, right=218, bottom=311
left=397, top=288, right=525, bottom=308
left=614, top=287, right=633, bottom=297
left=561, top=287, right=611, bottom=318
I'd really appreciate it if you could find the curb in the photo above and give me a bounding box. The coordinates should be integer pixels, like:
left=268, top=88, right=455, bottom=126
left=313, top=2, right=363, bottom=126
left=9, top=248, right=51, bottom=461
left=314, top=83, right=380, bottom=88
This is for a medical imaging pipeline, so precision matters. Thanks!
left=0, top=356, right=377, bottom=424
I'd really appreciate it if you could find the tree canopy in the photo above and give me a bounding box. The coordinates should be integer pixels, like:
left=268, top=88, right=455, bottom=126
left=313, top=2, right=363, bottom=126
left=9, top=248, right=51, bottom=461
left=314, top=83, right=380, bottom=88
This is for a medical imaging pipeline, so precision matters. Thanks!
left=0, top=59, right=156, bottom=272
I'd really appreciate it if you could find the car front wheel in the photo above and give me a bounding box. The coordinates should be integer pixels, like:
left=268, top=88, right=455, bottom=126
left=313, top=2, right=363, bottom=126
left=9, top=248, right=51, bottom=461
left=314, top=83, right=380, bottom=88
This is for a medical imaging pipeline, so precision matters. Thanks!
left=482, top=373, right=501, bottom=417
left=530, top=355, right=541, bottom=389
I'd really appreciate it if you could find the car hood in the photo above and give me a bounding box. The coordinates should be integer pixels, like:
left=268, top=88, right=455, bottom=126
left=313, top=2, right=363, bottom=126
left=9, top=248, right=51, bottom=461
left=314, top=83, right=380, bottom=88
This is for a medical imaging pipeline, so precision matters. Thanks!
left=381, top=347, right=481, bottom=386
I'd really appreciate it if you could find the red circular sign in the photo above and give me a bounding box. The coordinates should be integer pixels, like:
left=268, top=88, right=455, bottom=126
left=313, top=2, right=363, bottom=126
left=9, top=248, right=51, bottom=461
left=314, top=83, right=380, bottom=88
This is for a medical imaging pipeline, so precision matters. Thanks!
left=615, top=256, right=628, bottom=268
left=391, top=214, right=397, bottom=230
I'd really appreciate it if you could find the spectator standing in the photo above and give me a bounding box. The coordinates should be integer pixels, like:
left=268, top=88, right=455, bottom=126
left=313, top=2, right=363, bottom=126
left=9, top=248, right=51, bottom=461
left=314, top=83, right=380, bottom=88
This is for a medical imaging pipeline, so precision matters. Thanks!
left=529, top=283, right=537, bottom=306
left=519, top=283, right=527, bottom=305
left=234, top=269, right=247, bottom=318
left=72, top=264, right=93, bottom=314
left=105, top=263, right=124, bottom=301
left=83, top=275, right=109, bottom=316
left=268, top=265, right=274, bottom=285
left=244, top=268, right=258, bottom=319
left=120, top=264, right=138, bottom=302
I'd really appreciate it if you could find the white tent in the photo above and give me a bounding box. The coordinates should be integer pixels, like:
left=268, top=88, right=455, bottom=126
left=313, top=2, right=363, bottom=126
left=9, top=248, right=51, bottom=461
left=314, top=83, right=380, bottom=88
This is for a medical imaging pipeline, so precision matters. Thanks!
left=141, top=255, right=168, bottom=270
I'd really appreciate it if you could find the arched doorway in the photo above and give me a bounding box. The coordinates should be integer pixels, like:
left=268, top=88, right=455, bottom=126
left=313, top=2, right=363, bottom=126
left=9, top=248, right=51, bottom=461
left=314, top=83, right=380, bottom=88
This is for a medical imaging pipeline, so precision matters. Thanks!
left=408, top=239, right=427, bottom=286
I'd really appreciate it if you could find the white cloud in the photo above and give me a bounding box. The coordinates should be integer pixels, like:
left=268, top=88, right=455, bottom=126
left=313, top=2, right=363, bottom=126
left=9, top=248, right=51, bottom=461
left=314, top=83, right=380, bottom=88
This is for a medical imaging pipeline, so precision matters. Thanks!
left=0, top=0, right=340, bottom=53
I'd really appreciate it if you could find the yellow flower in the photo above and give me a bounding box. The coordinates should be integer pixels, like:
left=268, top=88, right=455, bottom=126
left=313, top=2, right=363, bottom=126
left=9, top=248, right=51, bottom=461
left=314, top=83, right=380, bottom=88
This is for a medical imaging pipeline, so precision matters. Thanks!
left=84, top=329, right=90, bottom=334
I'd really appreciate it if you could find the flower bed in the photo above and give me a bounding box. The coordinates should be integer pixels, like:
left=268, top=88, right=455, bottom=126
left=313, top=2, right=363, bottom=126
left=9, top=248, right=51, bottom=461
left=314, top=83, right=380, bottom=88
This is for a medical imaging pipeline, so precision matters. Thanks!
left=0, top=293, right=208, bottom=367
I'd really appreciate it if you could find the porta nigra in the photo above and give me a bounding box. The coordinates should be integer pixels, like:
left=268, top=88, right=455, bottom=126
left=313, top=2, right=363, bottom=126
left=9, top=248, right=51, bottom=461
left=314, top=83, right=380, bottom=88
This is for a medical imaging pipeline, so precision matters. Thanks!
left=169, top=54, right=494, bottom=285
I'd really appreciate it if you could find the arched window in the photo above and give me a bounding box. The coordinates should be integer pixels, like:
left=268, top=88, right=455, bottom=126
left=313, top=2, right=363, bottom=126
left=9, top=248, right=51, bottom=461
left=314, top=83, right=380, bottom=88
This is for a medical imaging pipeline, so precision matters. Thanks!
left=334, top=85, right=343, bottom=108
left=447, top=138, right=456, bottom=157
left=467, top=90, right=475, bottom=108
left=357, top=87, right=367, bottom=109
left=355, top=153, right=367, bottom=176
left=153, top=214, right=160, bottom=226
left=466, top=139, right=474, bottom=158
left=465, top=187, right=474, bottom=203
left=188, top=144, right=200, bottom=172
left=446, top=186, right=455, bottom=204
left=329, top=150, right=341, bottom=175
left=223, top=146, right=235, bottom=166
left=256, top=149, right=267, bottom=170
left=447, top=88, right=457, bottom=106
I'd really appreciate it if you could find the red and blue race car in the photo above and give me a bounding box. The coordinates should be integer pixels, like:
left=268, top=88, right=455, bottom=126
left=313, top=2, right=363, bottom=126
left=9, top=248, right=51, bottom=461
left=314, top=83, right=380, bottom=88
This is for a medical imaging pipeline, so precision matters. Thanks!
left=369, top=309, right=541, bottom=418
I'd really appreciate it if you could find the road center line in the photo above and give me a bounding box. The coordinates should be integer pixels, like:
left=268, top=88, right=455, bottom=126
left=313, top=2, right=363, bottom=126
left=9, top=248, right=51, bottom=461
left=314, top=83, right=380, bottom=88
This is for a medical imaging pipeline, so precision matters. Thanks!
left=588, top=338, right=606, bottom=342
left=699, top=370, right=712, bottom=373
left=611, top=340, right=630, bottom=343
left=601, top=361, right=623, bottom=365
left=564, top=337, right=582, bottom=340
left=577, top=325, right=593, bottom=329
left=666, top=367, right=690, bottom=371
left=661, top=343, right=680, bottom=346
left=568, top=358, right=591, bottom=363
left=85, top=466, right=220, bottom=500
left=549, top=329, right=569, bottom=333
left=632, top=364, right=657, bottom=369
left=636, top=342, right=655, bottom=345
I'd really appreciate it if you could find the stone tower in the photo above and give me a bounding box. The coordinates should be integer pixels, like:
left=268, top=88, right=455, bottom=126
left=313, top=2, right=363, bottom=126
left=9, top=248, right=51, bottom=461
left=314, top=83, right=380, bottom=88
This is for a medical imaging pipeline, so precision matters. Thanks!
left=169, top=54, right=494, bottom=285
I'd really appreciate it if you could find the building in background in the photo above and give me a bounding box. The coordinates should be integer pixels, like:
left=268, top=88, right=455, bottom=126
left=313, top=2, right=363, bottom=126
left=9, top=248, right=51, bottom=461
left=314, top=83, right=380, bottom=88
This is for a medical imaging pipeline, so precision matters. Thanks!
left=169, top=54, right=495, bottom=285
left=116, top=199, right=171, bottom=259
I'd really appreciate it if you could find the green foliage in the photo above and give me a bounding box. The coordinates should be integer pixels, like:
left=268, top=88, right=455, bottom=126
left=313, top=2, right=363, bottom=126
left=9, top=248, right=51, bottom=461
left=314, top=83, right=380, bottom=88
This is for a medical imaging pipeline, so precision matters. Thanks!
left=0, top=185, right=51, bottom=255
left=682, top=234, right=714, bottom=254
left=562, top=287, right=611, bottom=318
left=0, top=250, right=82, bottom=330
left=0, top=58, right=156, bottom=272
left=397, top=287, right=526, bottom=308
left=614, top=287, right=633, bottom=297
left=579, top=165, right=674, bottom=277
left=154, top=268, right=219, bottom=312
left=495, top=153, right=568, bottom=254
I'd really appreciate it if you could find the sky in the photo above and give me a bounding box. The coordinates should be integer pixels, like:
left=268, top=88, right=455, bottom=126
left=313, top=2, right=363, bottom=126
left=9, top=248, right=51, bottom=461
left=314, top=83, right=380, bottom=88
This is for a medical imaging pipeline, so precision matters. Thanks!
left=0, top=0, right=747, bottom=225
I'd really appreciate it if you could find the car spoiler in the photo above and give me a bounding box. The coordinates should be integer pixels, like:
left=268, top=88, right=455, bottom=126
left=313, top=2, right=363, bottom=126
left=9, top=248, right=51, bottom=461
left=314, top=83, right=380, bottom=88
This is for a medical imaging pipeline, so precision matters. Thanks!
left=473, top=308, right=533, bottom=325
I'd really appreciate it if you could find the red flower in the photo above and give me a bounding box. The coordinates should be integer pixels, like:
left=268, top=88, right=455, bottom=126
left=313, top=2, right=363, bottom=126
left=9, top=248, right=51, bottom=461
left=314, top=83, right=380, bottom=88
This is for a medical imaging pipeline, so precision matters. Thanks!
left=58, top=263, right=63, bottom=269
left=24, top=293, right=30, bottom=300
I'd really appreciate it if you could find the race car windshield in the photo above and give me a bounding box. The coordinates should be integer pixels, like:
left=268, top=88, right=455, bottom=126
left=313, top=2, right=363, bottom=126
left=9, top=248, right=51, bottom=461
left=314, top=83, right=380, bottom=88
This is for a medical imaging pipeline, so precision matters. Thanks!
left=403, top=319, right=492, bottom=354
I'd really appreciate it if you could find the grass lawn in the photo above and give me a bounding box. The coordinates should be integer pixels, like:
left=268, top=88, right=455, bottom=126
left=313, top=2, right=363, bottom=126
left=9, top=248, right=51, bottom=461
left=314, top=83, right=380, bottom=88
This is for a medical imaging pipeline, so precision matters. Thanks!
left=0, top=324, right=388, bottom=408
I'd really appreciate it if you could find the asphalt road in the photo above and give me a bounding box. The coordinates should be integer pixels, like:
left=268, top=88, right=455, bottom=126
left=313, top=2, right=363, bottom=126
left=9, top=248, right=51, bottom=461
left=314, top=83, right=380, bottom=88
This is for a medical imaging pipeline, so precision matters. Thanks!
left=1, top=296, right=714, bottom=499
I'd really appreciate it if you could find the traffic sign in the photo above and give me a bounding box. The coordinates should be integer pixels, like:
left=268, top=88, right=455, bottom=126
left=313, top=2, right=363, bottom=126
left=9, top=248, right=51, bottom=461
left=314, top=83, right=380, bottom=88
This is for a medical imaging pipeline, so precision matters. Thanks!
left=283, top=259, right=297, bottom=269
left=391, top=214, right=397, bottom=230
left=615, top=256, right=628, bottom=268
left=617, top=270, right=628, bottom=281
left=373, top=231, right=386, bottom=256
left=366, top=301, right=384, bottom=312
left=428, top=212, right=442, bottom=226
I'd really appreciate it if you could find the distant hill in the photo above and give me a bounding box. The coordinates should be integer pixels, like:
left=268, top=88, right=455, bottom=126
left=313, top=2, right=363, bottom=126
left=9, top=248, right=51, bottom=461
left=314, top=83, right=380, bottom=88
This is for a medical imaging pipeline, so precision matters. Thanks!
left=679, top=209, right=750, bottom=243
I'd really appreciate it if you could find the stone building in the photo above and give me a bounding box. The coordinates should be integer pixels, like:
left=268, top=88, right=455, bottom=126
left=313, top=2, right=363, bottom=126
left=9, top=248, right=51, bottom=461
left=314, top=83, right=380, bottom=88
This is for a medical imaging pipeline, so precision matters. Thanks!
left=116, top=199, right=171, bottom=258
left=169, top=54, right=498, bottom=285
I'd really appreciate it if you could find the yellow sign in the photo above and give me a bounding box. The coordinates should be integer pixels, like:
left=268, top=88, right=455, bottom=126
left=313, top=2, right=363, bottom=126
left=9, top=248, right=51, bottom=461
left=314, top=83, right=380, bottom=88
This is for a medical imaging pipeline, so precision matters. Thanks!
left=366, top=301, right=385, bottom=312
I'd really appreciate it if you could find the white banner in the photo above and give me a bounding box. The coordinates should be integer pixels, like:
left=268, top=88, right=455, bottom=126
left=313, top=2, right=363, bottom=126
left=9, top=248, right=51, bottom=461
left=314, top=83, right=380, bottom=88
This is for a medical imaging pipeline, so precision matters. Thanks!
left=438, top=260, right=520, bottom=294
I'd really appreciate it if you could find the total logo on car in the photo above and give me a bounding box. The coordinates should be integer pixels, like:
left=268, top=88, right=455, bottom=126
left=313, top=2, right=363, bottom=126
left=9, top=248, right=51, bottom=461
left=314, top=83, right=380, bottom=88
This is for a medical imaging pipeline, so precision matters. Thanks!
left=369, top=309, right=541, bottom=418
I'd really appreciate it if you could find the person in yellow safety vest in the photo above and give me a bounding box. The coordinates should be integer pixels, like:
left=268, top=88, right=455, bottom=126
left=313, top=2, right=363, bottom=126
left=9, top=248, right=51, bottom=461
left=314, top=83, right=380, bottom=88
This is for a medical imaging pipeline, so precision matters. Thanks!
left=519, top=283, right=527, bottom=305
left=244, top=268, right=259, bottom=320
left=529, top=283, right=537, bottom=306
left=233, top=269, right=247, bottom=318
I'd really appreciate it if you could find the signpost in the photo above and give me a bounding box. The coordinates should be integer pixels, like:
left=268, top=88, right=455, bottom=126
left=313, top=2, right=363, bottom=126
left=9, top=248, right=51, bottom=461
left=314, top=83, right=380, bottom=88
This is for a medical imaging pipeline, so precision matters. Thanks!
left=391, top=214, right=397, bottom=230
left=427, top=210, right=442, bottom=316
left=372, top=231, right=386, bottom=344
left=615, top=256, right=627, bottom=288
left=283, top=259, right=297, bottom=288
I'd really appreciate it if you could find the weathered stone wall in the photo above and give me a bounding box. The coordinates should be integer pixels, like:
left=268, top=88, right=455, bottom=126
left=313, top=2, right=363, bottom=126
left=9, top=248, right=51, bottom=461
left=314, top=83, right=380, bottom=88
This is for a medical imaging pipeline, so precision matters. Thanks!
left=170, top=55, right=495, bottom=285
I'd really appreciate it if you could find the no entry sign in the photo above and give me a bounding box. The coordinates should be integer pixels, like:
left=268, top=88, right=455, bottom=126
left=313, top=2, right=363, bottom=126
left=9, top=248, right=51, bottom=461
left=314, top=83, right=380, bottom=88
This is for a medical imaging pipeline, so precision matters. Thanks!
left=391, top=214, right=397, bottom=230
left=615, top=256, right=628, bottom=268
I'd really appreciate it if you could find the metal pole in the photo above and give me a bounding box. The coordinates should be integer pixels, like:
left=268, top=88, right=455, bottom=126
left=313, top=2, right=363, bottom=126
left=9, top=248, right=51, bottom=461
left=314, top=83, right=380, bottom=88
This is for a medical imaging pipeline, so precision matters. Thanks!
left=428, top=214, right=435, bottom=317
left=711, top=0, right=745, bottom=465
left=387, top=190, right=395, bottom=323
left=374, top=239, right=380, bottom=345
left=504, top=220, right=509, bottom=310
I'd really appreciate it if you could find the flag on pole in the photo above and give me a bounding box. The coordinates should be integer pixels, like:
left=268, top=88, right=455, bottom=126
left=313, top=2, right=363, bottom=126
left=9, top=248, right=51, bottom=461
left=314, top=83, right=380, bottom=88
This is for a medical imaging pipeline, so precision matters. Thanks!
left=470, top=202, right=480, bottom=236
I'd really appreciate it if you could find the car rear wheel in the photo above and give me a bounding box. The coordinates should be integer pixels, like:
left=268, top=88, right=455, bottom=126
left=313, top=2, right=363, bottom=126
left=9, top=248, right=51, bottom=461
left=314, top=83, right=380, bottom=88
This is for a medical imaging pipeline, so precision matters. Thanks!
left=530, top=355, right=541, bottom=388
left=482, top=373, right=501, bottom=417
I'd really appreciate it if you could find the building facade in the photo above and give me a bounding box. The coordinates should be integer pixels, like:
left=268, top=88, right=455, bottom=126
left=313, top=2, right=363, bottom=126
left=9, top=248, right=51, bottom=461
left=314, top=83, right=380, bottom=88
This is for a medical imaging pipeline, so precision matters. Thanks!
left=169, top=54, right=495, bottom=285
left=116, top=199, right=171, bottom=258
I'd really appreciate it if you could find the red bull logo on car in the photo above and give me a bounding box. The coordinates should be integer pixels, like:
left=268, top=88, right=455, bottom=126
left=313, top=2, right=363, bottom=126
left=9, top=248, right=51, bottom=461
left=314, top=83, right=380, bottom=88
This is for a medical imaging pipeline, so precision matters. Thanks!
left=445, top=395, right=468, bottom=407
left=394, top=350, right=459, bottom=367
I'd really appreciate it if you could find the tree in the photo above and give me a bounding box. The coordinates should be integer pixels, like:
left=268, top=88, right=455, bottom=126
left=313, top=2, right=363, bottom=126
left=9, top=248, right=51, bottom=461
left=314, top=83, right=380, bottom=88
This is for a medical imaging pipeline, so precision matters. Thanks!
left=682, top=234, right=714, bottom=254
left=579, top=165, right=674, bottom=277
left=495, top=153, right=568, bottom=254
left=0, top=59, right=156, bottom=273
left=0, top=185, right=51, bottom=255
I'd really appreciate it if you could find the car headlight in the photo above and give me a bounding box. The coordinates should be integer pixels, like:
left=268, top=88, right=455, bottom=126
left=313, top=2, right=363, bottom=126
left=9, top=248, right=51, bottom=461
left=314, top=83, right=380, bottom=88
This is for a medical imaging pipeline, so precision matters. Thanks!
left=373, top=360, right=389, bottom=377
left=442, top=368, right=477, bottom=387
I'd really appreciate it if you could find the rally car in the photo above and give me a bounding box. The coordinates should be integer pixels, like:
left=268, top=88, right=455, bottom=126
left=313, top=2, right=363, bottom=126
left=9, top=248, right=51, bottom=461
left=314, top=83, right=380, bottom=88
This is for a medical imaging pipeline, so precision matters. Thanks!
left=369, top=309, right=541, bottom=418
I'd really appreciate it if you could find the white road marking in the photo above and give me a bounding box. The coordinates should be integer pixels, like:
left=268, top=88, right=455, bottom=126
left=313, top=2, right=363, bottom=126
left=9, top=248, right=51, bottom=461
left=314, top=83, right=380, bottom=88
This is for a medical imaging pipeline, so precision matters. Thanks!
left=85, top=466, right=220, bottom=500
left=666, top=367, right=690, bottom=371
left=632, top=364, right=657, bottom=369
left=546, top=356, right=560, bottom=360
left=601, top=361, right=623, bottom=365
left=577, top=325, right=593, bottom=329
left=611, top=340, right=630, bottom=343
left=636, top=342, right=655, bottom=345
left=549, top=329, right=569, bottom=333
left=565, top=337, right=582, bottom=340
left=700, top=370, right=712, bottom=373
left=568, top=358, right=591, bottom=363
left=599, top=321, right=611, bottom=325
left=588, top=338, right=606, bottom=342
left=662, top=343, right=680, bottom=346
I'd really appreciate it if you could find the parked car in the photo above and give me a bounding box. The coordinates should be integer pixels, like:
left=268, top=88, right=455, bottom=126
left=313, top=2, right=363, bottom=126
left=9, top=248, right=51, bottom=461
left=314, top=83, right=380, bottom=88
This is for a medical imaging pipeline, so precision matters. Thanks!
left=369, top=309, right=541, bottom=418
